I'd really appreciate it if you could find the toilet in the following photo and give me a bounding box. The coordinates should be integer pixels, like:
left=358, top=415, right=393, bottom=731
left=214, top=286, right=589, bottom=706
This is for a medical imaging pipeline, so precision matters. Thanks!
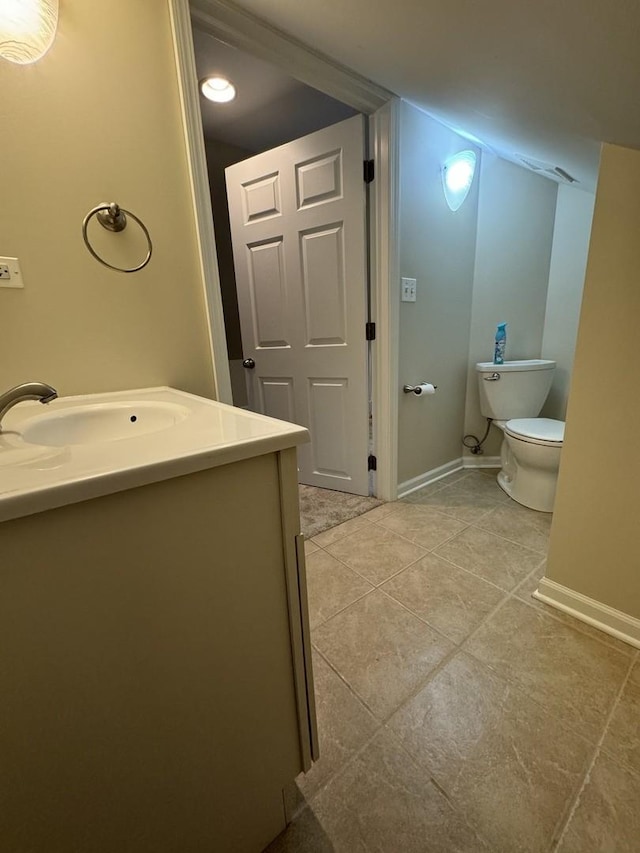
left=475, top=359, right=564, bottom=512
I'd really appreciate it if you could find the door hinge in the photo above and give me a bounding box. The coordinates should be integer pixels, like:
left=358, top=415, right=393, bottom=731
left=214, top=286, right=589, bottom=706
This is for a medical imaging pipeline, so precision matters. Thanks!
left=368, top=454, right=377, bottom=471
left=365, top=321, right=376, bottom=341
left=364, top=159, right=375, bottom=184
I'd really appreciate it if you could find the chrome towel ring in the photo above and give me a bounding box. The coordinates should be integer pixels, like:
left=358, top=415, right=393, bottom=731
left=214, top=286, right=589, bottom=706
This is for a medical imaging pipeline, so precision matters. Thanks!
left=82, top=202, right=153, bottom=273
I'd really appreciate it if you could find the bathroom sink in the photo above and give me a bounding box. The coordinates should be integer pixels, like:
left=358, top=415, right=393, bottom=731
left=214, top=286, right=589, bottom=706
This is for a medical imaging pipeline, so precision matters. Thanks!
left=0, top=386, right=309, bottom=524
left=20, top=401, right=190, bottom=447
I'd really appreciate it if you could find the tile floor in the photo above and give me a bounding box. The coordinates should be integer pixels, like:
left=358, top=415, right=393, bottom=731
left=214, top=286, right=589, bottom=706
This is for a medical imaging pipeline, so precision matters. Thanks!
left=265, top=469, right=640, bottom=853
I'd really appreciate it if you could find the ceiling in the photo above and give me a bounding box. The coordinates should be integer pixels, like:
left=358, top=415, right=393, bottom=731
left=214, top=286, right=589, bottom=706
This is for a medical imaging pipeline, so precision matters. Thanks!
left=193, top=28, right=357, bottom=153
left=206, top=0, right=640, bottom=191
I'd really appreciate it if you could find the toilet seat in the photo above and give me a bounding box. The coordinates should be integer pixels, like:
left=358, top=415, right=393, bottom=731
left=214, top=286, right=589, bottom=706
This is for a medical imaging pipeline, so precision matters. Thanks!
left=505, top=418, right=564, bottom=448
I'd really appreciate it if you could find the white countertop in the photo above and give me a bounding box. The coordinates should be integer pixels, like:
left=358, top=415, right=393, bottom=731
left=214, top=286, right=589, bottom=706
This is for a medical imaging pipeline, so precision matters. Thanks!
left=0, top=387, right=309, bottom=523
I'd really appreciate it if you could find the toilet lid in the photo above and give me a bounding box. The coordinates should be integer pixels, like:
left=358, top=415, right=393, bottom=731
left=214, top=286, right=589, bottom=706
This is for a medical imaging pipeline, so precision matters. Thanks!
left=505, top=418, right=565, bottom=446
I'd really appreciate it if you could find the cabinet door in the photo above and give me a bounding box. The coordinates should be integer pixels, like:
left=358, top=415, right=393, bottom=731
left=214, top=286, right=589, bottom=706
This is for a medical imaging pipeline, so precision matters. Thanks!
left=0, top=454, right=303, bottom=853
left=295, top=532, right=319, bottom=763
left=277, top=447, right=319, bottom=770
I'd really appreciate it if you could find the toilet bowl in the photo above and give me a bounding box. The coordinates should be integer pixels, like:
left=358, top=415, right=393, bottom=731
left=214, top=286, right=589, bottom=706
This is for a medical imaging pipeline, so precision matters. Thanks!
left=498, top=418, right=564, bottom=512
left=475, top=360, right=564, bottom=513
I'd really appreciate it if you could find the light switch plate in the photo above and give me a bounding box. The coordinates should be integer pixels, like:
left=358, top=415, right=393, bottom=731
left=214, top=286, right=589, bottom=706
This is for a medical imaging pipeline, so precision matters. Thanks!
left=0, top=257, right=24, bottom=288
left=401, top=277, right=417, bottom=302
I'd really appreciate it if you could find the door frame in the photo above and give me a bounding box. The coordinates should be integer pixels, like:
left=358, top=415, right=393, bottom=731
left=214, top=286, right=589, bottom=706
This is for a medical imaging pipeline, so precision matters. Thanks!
left=168, top=0, right=400, bottom=500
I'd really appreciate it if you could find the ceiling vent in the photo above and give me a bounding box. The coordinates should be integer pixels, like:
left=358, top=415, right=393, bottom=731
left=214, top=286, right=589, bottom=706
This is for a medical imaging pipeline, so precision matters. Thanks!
left=517, top=156, right=578, bottom=184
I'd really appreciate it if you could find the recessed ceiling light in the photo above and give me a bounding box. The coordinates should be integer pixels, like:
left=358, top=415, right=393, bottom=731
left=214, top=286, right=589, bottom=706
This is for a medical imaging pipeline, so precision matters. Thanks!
left=200, top=76, right=236, bottom=103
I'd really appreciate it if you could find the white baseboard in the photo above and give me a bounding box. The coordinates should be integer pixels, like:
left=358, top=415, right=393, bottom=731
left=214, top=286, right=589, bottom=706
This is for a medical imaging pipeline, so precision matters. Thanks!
left=534, top=577, right=640, bottom=650
left=462, top=455, right=501, bottom=469
left=397, top=458, right=463, bottom=499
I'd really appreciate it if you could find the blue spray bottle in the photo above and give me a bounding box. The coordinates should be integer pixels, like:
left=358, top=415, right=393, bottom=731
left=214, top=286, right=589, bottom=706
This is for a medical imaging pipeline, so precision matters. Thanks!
left=494, top=323, right=507, bottom=365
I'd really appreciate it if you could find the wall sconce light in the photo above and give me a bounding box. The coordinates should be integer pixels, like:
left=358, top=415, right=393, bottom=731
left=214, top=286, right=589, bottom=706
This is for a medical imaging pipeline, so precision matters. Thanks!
left=442, top=150, right=477, bottom=211
left=0, top=0, right=58, bottom=65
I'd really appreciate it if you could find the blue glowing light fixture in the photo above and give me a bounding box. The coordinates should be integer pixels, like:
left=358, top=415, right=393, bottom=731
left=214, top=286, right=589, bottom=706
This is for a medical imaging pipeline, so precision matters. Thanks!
left=442, top=150, right=477, bottom=211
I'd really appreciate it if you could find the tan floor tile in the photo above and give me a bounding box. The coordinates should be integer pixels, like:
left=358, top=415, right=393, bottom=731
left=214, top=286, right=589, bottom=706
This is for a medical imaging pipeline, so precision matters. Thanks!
left=389, top=653, right=593, bottom=852
left=306, top=550, right=373, bottom=629
left=434, top=526, right=543, bottom=591
left=401, top=481, right=449, bottom=502
left=284, top=481, right=636, bottom=852
left=297, top=652, right=379, bottom=799
left=601, top=668, right=640, bottom=775
left=401, top=470, right=470, bottom=504
left=557, top=753, right=640, bottom=853
left=306, top=729, right=492, bottom=853
left=325, top=524, right=426, bottom=585
left=377, top=503, right=467, bottom=551
left=412, top=484, right=503, bottom=523
left=282, top=779, right=308, bottom=824
left=313, top=590, right=454, bottom=719
left=438, top=468, right=471, bottom=484
left=465, top=598, right=630, bottom=741
left=304, top=538, right=320, bottom=556
left=451, top=470, right=511, bottom=502
left=382, top=553, right=505, bottom=644
left=474, top=502, right=552, bottom=553
left=515, top=563, right=636, bottom=656
left=311, top=515, right=372, bottom=548
left=263, top=805, right=337, bottom=853
left=513, top=558, right=545, bottom=599
left=359, top=501, right=402, bottom=522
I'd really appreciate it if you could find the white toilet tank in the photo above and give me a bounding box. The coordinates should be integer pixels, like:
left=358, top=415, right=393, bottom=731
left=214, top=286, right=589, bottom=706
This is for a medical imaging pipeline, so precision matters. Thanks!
left=475, top=359, right=556, bottom=420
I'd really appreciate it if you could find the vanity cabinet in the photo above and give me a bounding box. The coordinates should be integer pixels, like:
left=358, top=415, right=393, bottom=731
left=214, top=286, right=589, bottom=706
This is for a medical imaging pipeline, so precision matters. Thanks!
left=0, top=446, right=316, bottom=852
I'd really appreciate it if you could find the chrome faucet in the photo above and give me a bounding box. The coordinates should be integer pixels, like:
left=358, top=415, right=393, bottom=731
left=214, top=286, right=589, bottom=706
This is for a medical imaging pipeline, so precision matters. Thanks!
left=0, top=382, right=58, bottom=431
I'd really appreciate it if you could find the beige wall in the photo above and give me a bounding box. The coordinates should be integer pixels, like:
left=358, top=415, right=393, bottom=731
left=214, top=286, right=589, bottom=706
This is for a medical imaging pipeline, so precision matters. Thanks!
left=541, top=184, right=595, bottom=420
left=397, top=102, right=480, bottom=485
left=463, top=156, right=558, bottom=458
left=546, top=143, right=640, bottom=620
left=0, top=1, right=216, bottom=399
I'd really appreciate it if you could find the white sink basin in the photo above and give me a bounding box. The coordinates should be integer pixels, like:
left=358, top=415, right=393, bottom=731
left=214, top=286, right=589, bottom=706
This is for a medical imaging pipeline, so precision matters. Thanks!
left=20, top=401, right=190, bottom=447
left=0, top=386, right=309, bottom=524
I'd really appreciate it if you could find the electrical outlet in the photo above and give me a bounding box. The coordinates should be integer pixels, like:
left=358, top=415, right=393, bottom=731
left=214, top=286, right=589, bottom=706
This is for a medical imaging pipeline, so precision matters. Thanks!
left=401, top=277, right=417, bottom=302
left=0, top=257, right=24, bottom=288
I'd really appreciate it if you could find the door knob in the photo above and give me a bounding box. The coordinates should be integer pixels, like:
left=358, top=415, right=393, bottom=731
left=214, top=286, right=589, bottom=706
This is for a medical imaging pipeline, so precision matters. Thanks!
left=242, top=358, right=256, bottom=369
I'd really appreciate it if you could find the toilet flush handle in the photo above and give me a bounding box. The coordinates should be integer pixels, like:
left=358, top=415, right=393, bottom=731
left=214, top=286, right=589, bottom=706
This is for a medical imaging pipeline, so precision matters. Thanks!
left=483, top=372, right=501, bottom=381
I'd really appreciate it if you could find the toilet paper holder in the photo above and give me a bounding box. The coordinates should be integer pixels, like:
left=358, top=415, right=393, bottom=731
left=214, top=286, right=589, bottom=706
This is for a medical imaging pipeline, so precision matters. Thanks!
left=403, top=382, right=438, bottom=395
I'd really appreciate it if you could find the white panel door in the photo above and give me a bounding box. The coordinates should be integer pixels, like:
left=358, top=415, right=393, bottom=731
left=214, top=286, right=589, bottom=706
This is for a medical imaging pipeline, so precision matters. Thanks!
left=226, top=115, right=369, bottom=494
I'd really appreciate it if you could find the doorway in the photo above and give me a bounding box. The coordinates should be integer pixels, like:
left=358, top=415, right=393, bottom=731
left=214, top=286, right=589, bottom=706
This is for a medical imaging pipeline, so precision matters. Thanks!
left=169, top=0, right=398, bottom=501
